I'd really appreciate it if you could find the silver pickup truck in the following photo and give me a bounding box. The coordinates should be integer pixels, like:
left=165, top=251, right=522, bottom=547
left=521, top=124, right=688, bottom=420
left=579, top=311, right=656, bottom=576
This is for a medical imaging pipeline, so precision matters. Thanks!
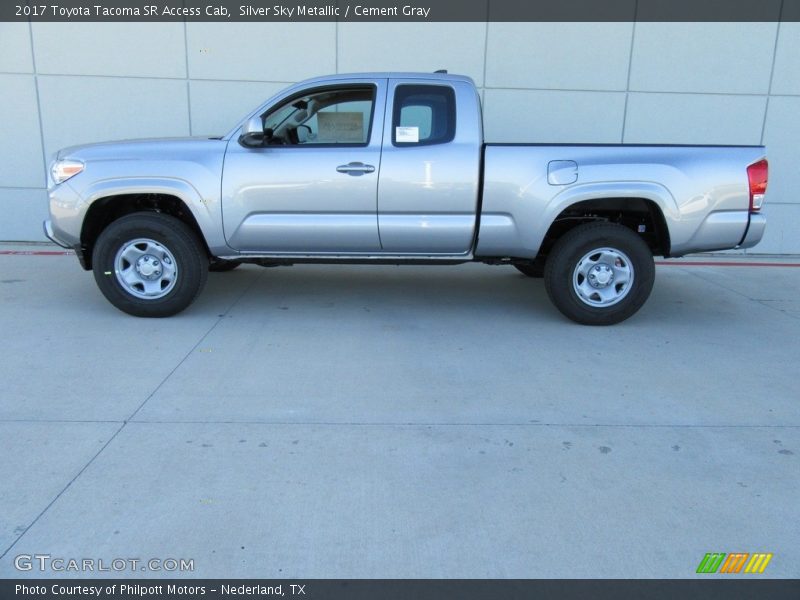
left=44, top=71, right=768, bottom=325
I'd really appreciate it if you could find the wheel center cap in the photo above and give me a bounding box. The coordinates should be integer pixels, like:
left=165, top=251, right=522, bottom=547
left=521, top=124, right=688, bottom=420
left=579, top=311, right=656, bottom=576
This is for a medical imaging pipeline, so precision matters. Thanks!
left=136, top=255, right=161, bottom=279
left=588, top=263, right=614, bottom=288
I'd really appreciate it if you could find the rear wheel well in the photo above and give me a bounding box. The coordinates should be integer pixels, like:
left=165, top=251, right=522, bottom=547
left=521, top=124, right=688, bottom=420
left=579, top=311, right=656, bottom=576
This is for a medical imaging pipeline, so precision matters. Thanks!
left=534, top=198, right=670, bottom=264
left=80, top=193, right=209, bottom=269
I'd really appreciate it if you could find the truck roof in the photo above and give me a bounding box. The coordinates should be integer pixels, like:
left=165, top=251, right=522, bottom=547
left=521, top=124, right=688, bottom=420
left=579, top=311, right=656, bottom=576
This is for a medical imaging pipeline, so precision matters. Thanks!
left=297, top=72, right=476, bottom=86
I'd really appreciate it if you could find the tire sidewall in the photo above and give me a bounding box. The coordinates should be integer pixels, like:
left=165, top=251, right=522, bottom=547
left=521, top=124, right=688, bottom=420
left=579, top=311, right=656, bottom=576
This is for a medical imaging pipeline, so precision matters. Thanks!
left=545, top=223, right=655, bottom=325
left=92, top=214, right=207, bottom=317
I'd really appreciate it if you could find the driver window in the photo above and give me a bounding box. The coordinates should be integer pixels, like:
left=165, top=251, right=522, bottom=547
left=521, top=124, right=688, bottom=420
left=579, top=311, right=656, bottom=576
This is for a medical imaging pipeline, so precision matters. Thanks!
left=262, top=86, right=375, bottom=146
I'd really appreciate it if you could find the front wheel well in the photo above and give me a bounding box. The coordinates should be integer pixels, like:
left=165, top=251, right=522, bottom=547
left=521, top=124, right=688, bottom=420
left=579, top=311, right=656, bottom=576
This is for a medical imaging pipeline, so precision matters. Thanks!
left=536, top=197, right=671, bottom=262
left=80, top=193, right=209, bottom=269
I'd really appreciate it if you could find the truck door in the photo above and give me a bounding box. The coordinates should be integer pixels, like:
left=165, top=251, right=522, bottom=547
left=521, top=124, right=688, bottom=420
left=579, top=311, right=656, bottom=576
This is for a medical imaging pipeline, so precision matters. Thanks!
left=222, top=81, right=387, bottom=253
left=377, top=79, right=482, bottom=254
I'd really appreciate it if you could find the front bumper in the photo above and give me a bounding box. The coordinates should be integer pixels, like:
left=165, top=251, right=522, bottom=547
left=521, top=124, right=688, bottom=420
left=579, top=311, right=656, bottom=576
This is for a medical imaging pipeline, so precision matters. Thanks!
left=43, top=219, right=90, bottom=269
left=43, top=219, right=71, bottom=248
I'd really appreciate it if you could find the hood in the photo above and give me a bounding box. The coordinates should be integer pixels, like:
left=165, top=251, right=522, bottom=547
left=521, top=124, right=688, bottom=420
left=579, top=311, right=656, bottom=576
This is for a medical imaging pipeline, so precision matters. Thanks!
left=57, top=136, right=226, bottom=162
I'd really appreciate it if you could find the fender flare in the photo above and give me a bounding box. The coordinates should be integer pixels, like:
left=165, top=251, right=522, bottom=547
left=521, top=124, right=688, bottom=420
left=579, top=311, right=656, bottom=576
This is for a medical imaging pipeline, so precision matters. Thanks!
left=82, top=176, right=211, bottom=220
left=533, top=181, right=678, bottom=252
left=78, top=176, right=230, bottom=254
left=549, top=181, right=679, bottom=223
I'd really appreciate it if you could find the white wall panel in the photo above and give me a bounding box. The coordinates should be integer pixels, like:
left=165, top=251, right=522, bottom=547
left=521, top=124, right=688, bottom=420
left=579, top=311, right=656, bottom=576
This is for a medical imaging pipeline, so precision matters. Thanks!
left=630, top=23, right=777, bottom=94
left=0, top=75, right=45, bottom=188
left=752, top=204, right=800, bottom=255
left=190, top=80, right=287, bottom=136
left=0, top=189, right=48, bottom=241
left=771, top=23, right=800, bottom=95
left=187, top=23, right=335, bottom=81
left=338, top=23, right=486, bottom=85
left=624, top=93, right=766, bottom=145
left=0, top=23, right=34, bottom=73
left=762, top=96, right=800, bottom=206
left=486, top=22, right=633, bottom=91
left=38, top=76, right=189, bottom=158
left=32, top=23, right=186, bottom=78
left=484, top=89, right=626, bottom=143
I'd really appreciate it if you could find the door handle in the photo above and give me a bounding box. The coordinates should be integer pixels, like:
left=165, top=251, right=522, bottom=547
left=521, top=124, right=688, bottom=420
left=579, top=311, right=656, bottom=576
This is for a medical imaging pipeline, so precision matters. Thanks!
left=336, top=162, right=375, bottom=176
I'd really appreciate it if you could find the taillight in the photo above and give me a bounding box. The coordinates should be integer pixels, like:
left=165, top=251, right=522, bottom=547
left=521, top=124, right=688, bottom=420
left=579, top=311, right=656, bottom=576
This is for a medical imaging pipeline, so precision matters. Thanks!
left=747, top=159, right=768, bottom=212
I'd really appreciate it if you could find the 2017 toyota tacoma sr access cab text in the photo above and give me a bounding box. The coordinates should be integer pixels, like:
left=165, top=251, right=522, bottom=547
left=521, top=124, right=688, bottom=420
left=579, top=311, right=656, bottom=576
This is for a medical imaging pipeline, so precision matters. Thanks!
left=44, top=72, right=768, bottom=325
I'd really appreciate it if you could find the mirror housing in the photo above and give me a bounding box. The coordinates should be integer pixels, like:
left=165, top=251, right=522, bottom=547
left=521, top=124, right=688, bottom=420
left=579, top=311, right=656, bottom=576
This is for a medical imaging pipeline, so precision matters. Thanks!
left=239, top=115, right=269, bottom=147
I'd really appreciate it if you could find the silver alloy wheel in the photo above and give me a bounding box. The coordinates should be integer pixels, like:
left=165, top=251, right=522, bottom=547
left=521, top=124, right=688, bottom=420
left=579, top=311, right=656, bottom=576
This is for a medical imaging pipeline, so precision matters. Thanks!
left=114, top=238, right=178, bottom=300
left=572, top=247, right=634, bottom=307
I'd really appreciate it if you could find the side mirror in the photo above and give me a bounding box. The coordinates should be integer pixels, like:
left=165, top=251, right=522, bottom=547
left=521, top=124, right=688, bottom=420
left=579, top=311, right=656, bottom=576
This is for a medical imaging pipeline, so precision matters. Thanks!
left=239, top=115, right=270, bottom=147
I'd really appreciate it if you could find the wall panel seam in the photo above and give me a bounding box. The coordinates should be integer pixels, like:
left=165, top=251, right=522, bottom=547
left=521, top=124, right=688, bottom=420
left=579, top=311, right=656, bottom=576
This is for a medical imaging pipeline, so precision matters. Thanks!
left=761, top=1, right=784, bottom=145
left=183, top=13, right=193, bottom=136
left=28, top=22, right=48, bottom=188
left=621, top=0, right=638, bottom=143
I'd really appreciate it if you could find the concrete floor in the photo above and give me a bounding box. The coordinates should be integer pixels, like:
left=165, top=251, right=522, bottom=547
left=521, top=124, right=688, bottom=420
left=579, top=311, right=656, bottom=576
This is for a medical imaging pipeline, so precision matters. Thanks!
left=0, top=246, right=797, bottom=578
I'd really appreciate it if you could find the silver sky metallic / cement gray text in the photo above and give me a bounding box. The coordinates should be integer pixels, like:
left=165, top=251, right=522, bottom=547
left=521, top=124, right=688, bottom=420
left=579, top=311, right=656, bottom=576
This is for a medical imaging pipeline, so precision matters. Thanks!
left=353, top=5, right=431, bottom=17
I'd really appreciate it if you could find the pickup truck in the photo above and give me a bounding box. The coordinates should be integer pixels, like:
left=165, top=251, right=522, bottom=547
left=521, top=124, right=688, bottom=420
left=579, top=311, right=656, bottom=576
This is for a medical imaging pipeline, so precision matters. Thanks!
left=44, top=71, right=768, bottom=325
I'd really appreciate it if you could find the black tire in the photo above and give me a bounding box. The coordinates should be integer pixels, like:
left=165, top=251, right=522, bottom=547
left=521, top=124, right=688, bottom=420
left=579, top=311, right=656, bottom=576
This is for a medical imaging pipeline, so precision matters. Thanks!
left=209, top=259, right=243, bottom=272
left=544, top=222, right=654, bottom=325
left=514, top=262, right=544, bottom=278
left=92, top=212, right=208, bottom=317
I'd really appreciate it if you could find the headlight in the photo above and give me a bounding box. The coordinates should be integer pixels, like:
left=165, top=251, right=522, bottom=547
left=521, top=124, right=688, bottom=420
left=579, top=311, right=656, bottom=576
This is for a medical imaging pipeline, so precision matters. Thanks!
left=50, top=159, right=84, bottom=184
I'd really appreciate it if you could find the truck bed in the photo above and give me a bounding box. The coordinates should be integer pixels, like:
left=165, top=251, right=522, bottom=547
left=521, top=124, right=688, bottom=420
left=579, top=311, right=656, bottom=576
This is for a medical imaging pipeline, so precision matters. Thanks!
left=477, top=143, right=766, bottom=258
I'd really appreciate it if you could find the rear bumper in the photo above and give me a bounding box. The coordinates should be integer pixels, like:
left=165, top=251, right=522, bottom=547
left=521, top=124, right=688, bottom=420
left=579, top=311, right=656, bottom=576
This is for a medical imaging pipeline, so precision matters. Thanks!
left=672, top=210, right=767, bottom=256
left=738, top=213, right=767, bottom=250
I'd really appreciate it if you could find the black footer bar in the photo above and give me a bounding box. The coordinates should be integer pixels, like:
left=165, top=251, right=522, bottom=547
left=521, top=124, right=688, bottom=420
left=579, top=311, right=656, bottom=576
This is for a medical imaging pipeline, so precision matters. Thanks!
left=3, top=579, right=800, bottom=600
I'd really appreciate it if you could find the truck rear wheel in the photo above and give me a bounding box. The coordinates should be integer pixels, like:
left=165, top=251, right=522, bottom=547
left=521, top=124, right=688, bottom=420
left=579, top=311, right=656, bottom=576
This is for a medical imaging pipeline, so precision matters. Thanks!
left=92, top=213, right=208, bottom=317
left=544, top=222, right=654, bottom=325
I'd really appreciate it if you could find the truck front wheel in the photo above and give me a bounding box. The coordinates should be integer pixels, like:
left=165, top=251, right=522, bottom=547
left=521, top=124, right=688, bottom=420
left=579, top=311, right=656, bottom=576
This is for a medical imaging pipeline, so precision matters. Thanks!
left=544, top=222, right=654, bottom=325
left=92, top=213, right=208, bottom=317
